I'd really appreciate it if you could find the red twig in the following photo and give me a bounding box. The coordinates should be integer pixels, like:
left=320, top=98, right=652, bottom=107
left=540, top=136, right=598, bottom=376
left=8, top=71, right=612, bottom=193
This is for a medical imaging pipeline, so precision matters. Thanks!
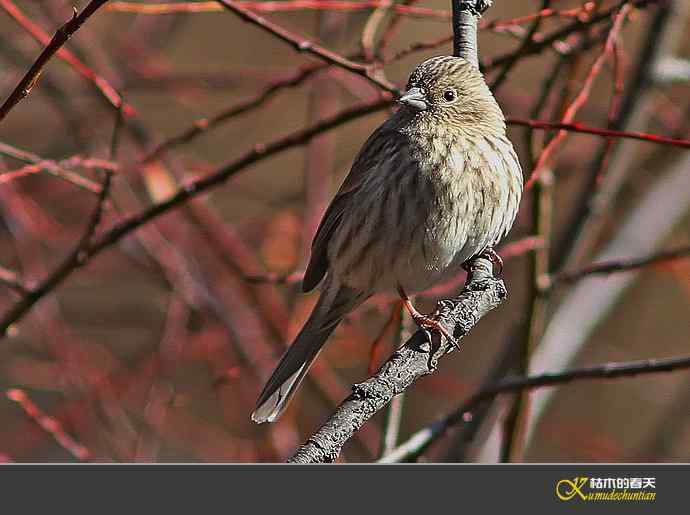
left=0, top=142, right=105, bottom=193
left=108, top=1, right=451, bottom=19
left=0, top=157, right=116, bottom=190
left=508, top=118, right=690, bottom=149
left=0, top=0, right=134, bottom=122
left=592, top=39, right=627, bottom=186
left=6, top=389, right=91, bottom=461
left=524, top=4, right=632, bottom=190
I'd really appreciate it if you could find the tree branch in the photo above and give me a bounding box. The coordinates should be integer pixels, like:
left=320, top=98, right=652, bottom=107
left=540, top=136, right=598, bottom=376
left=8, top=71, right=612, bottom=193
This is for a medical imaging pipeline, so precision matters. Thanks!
left=289, top=258, right=506, bottom=463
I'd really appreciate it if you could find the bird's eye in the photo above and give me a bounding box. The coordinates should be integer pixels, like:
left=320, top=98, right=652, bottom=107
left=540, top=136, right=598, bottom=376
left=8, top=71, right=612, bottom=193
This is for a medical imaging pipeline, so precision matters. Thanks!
left=442, top=89, right=457, bottom=103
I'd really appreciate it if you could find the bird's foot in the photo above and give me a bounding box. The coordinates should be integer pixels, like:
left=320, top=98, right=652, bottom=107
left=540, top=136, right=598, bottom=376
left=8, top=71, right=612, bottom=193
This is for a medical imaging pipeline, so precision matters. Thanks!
left=397, top=285, right=460, bottom=351
left=411, top=312, right=461, bottom=351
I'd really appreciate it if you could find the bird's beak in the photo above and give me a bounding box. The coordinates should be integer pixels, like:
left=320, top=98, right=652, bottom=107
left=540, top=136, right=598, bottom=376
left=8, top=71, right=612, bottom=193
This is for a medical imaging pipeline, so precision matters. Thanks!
left=398, top=87, right=428, bottom=111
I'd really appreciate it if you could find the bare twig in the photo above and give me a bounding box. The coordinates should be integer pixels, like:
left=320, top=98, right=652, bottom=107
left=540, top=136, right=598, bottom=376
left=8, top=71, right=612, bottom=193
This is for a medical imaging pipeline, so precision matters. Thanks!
left=550, top=245, right=690, bottom=286
left=142, top=63, right=326, bottom=162
left=0, top=142, right=104, bottom=193
left=77, top=105, right=124, bottom=251
left=0, top=0, right=131, bottom=122
left=214, top=0, right=398, bottom=93
left=6, top=389, right=91, bottom=461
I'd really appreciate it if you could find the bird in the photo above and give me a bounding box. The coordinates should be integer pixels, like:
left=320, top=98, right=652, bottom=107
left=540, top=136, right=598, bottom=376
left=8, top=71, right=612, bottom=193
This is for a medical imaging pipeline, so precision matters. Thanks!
left=252, top=55, right=523, bottom=423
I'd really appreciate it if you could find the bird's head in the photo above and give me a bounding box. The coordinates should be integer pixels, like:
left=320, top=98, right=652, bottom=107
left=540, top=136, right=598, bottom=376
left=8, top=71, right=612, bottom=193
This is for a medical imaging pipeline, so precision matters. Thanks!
left=397, top=56, right=505, bottom=137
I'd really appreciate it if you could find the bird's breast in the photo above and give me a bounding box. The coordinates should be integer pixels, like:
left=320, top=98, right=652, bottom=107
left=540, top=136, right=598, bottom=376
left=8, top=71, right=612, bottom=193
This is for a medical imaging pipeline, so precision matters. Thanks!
left=328, top=133, right=521, bottom=295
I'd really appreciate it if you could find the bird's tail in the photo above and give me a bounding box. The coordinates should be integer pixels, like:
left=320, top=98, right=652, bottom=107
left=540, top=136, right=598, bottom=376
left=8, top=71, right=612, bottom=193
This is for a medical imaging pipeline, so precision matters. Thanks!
left=251, top=285, right=365, bottom=423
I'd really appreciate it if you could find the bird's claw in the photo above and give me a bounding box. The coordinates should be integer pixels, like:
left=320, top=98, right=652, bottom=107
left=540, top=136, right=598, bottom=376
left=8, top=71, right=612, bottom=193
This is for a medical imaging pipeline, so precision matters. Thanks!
left=411, top=312, right=460, bottom=352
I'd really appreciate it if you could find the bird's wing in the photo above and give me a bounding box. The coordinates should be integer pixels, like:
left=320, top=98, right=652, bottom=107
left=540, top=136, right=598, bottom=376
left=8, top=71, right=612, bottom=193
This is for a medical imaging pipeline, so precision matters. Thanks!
left=302, top=126, right=408, bottom=292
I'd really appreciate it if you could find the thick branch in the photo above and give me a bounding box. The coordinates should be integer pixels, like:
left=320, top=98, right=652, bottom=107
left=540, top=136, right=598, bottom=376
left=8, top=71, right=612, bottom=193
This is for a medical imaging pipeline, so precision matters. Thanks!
left=289, top=258, right=506, bottom=463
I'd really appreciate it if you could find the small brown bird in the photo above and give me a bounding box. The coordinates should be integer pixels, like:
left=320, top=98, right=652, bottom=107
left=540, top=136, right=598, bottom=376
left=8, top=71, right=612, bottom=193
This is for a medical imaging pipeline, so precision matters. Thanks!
left=252, top=56, right=522, bottom=423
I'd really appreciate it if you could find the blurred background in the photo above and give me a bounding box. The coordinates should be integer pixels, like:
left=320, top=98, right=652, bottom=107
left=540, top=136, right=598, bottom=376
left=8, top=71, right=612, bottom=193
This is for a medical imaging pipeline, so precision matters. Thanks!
left=0, top=0, right=688, bottom=462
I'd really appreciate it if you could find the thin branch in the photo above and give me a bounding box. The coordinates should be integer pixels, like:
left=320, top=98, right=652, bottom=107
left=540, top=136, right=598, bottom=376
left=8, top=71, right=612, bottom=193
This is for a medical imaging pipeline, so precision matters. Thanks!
left=142, top=62, right=326, bottom=163
left=214, top=0, right=398, bottom=93
left=361, top=0, right=393, bottom=61
left=6, top=389, right=91, bottom=461
left=553, top=1, right=684, bottom=271
left=550, top=244, right=690, bottom=287
left=377, top=0, right=422, bottom=59
left=0, top=0, right=132, bottom=123
left=379, top=354, right=690, bottom=463
left=387, top=34, right=455, bottom=63
left=507, top=118, right=690, bottom=149
left=107, top=0, right=598, bottom=27
left=378, top=306, right=410, bottom=459
left=490, top=0, right=551, bottom=92
left=0, top=150, right=115, bottom=193
left=482, top=3, right=595, bottom=30
left=289, top=258, right=506, bottom=463
left=77, top=105, right=124, bottom=251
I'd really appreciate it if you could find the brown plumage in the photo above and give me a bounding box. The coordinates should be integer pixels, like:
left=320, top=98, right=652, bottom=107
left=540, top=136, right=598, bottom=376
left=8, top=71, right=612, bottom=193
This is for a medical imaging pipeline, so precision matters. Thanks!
left=252, top=56, right=523, bottom=423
